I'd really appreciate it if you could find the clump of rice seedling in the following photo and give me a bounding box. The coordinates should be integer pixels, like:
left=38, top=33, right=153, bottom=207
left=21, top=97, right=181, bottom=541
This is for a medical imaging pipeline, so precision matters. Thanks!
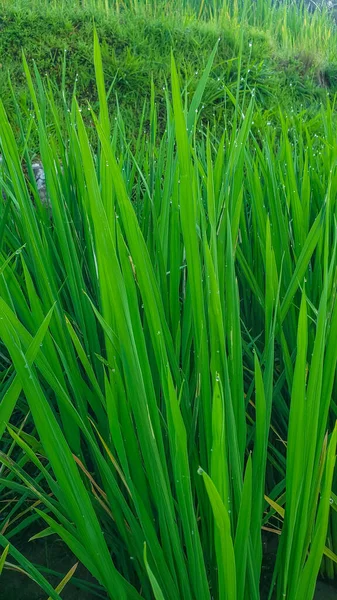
left=0, top=25, right=336, bottom=600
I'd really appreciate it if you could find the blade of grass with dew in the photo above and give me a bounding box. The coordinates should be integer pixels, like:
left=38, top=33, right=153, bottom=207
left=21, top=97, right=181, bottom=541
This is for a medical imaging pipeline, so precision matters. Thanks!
left=198, top=467, right=236, bottom=600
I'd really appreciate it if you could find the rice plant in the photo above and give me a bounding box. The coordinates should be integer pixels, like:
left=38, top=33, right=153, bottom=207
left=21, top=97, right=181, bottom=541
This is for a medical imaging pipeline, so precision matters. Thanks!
left=0, top=27, right=336, bottom=600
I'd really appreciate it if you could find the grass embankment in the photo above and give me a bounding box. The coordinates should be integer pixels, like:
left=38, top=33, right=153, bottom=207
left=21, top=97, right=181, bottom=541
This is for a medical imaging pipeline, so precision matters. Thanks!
left=0, top=0, right=337, bottom=143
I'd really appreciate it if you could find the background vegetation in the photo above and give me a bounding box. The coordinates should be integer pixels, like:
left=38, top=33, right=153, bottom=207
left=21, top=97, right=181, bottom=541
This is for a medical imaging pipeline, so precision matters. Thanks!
left=0, top=0, right=337, bottom=143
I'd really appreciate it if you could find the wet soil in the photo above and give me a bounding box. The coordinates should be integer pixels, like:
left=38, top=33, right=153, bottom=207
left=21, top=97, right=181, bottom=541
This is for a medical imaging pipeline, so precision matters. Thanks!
left=0, top=535, right=335, bottom=599
left=0, top=537, right=108, bottom=600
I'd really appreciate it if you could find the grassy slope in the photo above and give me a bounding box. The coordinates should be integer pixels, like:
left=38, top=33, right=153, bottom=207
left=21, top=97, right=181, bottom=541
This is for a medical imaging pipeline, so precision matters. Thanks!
left=0, top=1, right=337, bottom=143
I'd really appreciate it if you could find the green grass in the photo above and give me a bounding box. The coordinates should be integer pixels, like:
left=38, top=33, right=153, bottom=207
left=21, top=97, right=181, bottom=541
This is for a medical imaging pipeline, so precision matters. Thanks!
left=0, top=18, right=337, bottom=598
left=1, top=0, right=337, bottom=596
left=0, top=0, right=337, bottom=148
